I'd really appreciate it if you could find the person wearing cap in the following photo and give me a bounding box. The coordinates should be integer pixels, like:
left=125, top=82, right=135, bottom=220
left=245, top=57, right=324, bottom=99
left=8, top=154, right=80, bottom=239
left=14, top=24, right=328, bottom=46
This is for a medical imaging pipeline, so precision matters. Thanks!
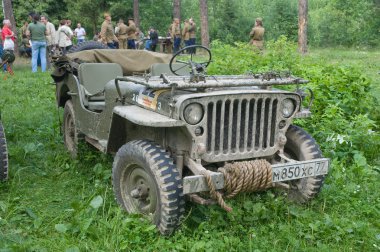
left=249, top=18, right=265, bottom=51
left=126, top=18, right=137, bottom=49
left=116, top=19, right=128, bottom=49
left=171, top=18, right=181, bottom=54
left=188, top=18, right=197, bottom=53
left=182, top=19, right=190, bottom=49
left=100, top=13, right=118, bottom=49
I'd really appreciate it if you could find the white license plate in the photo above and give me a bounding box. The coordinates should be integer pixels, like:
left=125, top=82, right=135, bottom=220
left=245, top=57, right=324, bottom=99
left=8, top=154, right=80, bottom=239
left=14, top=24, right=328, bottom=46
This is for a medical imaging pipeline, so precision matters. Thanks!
left=272, top=158, right=329, bottom=182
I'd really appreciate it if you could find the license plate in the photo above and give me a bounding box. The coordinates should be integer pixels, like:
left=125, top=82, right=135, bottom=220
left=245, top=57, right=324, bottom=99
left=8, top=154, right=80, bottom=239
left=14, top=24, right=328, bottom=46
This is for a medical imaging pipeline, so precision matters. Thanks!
left=272, top=158, right=329, bottom=182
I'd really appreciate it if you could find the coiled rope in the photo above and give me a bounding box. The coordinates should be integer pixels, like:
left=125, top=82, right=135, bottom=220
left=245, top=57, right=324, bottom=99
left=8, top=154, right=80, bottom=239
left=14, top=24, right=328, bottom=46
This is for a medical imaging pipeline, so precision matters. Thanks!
left=201, top=159, right=273, bottom=212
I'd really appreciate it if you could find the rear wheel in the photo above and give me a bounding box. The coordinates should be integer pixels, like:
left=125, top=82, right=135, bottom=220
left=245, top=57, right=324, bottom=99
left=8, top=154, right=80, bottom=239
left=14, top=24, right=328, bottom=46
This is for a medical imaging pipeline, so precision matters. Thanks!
left=284, top=125, right=325, bottom=203
left=0, top=121, right=8, bottom=181
left=112, top=140, right=185, bottom=235
left=63, top=100, right=80, bottom=158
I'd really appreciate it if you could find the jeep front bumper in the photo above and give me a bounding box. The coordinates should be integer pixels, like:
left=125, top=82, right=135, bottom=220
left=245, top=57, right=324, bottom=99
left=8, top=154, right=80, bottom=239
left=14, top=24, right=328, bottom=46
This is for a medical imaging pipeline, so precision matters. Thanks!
left=183, top=158, right=330, bottom=195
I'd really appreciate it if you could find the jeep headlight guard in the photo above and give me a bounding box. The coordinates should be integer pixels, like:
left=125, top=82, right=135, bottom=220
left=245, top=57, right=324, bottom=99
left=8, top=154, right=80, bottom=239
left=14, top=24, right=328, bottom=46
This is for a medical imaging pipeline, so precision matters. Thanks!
left=281, top=98, right=296, bottom=118
left=183, top=103, right=204, bottom=125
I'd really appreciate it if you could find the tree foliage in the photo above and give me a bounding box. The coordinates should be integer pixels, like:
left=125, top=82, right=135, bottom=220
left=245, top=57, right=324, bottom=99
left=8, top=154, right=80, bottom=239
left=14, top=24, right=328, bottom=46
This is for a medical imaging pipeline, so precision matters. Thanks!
left=1, top=0, right=379, bottom=47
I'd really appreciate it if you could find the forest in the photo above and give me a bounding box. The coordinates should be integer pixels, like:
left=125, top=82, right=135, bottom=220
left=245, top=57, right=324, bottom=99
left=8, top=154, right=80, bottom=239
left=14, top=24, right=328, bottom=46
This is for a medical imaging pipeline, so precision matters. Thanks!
left=2, top=0, right=380, bottom=47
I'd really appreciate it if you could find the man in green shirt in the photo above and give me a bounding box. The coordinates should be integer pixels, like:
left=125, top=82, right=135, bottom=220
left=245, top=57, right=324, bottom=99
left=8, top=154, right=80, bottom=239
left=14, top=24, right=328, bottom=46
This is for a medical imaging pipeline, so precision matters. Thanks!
left=26, top=13, right=47, bottom=72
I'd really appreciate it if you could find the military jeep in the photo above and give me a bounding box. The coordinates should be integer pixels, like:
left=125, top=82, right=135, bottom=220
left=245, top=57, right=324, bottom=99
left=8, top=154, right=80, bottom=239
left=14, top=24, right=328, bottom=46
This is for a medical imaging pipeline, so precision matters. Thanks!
left=52, top=45, right=329, bottom=234
left=0, top=113, right=9, bottom=181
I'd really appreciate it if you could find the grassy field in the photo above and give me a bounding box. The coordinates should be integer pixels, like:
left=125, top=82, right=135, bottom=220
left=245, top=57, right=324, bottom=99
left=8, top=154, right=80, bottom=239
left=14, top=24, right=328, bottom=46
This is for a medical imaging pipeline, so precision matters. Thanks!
left=0, top=48, right=379, bottom=251
left=309, top=48, right=380, bottom=101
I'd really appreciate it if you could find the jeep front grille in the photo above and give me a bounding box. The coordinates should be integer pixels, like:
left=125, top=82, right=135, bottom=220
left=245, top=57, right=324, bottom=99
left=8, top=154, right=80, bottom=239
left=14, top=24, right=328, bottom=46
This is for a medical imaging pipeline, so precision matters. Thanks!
left=204, top=97, right=279, bottom=161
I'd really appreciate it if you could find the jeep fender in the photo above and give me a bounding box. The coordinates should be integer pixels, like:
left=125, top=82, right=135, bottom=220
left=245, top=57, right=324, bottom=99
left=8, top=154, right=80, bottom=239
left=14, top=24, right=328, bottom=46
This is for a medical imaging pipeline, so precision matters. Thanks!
left=107, top=105, right=188, bottom=154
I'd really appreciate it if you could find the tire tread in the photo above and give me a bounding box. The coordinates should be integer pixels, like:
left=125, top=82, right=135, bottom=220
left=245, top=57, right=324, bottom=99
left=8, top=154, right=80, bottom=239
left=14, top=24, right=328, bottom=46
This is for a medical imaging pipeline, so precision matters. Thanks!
left=112, top=140, right=184, bottom=235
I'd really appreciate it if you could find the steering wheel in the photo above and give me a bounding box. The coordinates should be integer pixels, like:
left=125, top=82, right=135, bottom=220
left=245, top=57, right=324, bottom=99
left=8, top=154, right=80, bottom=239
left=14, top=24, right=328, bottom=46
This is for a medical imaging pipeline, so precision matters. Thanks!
left=169, top=45, right=212, bottom=76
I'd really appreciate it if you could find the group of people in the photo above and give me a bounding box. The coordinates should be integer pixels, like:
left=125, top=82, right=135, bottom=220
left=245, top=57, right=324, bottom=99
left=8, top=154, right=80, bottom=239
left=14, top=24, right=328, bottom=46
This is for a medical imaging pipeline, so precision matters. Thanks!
left=1, top=12, right=264, bottom=74
left=170, top=18, right=197, bottom=53
left=94, top=13, right=197, bottom=54
left=0, top=13, right=87, bottom=73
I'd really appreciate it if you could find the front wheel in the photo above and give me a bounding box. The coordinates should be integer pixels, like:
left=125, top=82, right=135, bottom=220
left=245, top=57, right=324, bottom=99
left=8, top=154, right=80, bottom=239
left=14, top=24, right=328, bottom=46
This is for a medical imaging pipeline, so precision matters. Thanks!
left=0, top=121, right=8, bottom=181
left=112, top=140, right=185, bottom=235
left=284, top=125, right=326, bottom=203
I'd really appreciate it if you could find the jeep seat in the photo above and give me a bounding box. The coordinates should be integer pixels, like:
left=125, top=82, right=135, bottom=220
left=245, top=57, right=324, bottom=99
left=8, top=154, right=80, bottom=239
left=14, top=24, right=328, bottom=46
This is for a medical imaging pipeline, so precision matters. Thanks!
left=150, top=63, right=190, bottom=76
left=78, top=63, right=123, bottom=111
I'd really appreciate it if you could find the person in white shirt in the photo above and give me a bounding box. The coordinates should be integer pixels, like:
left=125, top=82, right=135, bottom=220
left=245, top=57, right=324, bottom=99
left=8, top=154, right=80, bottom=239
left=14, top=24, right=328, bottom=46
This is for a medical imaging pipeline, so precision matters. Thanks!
left=74, top=22, right=86, bottom=44
left=56, top=20, right=73, bottom=54
left=40, top=15, right=56, bottom=68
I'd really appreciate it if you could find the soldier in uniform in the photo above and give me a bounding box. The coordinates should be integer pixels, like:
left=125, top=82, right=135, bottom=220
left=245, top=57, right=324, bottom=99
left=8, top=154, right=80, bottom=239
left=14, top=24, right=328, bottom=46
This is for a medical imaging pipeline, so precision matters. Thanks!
left=116, top=19, right=128, bottom=49
left=171, top=18, right=181, bottom=54
left=100, top=13, right=118, bottom=49
left=126, top=18, right=137, bottom=49
left=188, top=18, right=196, bottom=53
left=249, top=18, right=265, bottom=51
left=20, top=21, right=29, bottom=38
left=182, top=19, right=190, bottom=49
left=166, top=22, right=174, bottom=54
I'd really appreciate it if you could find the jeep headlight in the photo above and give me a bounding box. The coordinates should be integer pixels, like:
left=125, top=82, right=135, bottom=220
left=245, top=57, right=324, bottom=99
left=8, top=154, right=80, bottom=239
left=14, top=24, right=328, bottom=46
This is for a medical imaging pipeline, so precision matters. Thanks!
left=281, top=98, right=296, bottom=118
left=183, top=103, right=204, bottom=125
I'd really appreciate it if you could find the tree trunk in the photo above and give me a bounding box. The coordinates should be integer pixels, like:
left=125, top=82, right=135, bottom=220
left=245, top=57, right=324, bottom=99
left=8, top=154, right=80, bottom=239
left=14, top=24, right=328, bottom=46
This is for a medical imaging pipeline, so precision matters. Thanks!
left=298, top=0, right=308, bottom=54
left=133, top=0, right=140, bottom=28
left=173, top=0, right=181, bottom=20
left=199, top=0, right=210, bottom=47
left=2, top=0, right=18, bottom=54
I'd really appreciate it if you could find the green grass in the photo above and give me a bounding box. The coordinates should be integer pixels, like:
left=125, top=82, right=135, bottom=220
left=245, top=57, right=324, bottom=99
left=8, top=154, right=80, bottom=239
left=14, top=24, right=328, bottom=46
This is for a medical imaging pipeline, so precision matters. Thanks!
left=308, top=47, right=380, bottom=101
left=0, top=49, right=379, bottom=251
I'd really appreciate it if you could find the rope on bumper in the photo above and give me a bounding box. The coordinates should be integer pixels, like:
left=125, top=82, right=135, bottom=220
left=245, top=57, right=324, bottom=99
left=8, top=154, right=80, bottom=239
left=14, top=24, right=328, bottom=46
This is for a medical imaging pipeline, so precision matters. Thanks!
left=202, top=159, right=273, bottom=212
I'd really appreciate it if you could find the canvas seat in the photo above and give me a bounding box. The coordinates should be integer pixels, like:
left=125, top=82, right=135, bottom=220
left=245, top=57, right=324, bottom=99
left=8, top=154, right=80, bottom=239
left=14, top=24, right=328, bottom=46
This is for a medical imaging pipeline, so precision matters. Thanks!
left=150, top=63, right=190, bottom=76
left=78, top=63, right=123, bottom=111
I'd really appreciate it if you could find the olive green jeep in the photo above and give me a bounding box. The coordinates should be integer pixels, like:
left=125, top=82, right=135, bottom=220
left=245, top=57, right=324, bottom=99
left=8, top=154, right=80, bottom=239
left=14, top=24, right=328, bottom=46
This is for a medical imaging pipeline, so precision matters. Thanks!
left=52, top=45, right=329, bottom=234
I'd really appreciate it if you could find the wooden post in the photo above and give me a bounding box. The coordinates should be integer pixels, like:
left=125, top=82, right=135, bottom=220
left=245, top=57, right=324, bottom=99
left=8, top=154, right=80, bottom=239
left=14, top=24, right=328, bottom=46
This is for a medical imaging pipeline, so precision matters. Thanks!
left=199, top=0, right=210, bottom=47
left=133, top=0, right=140, bottom=28
left=173, top=0, right=181, bottom=21
left=298, top=0, right=308, bottom=54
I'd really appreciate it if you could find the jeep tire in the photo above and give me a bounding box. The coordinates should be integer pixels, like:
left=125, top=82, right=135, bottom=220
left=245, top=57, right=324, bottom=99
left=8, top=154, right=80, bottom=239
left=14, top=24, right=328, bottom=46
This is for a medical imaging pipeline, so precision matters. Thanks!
left=112, top=140, right=185, bottom=235
left=67, top=41, right=109, bottom=54
left=0, top=121, right=8, bottom=181
left=285, top=125, right=325, bottom=203
left=63, top=100, right=80, bottom=158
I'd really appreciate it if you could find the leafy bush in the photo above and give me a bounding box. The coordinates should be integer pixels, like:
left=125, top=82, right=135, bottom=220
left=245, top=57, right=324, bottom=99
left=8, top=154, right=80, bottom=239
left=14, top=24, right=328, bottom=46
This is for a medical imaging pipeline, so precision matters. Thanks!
left=209, top=37, right=380, bottom=165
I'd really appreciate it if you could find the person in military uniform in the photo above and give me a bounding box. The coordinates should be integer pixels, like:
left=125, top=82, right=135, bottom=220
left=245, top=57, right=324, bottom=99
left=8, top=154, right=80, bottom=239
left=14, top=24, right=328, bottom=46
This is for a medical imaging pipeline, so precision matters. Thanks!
left=171, top=18, right=181, bottom=54
left=20, top=21, right=29, bottom=38
left=182, top=19, right=190, bottom=49
left=100, top=13, right=118, bottom=49
left=126, top=18, right=137, bottom=49
left=249, top=18, right=265, bottom=51
left=188, top=18, right=196, bottom=53
left=166, top=22, right=174, bottom=54
left=116, top=19, right=128, bottom=49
